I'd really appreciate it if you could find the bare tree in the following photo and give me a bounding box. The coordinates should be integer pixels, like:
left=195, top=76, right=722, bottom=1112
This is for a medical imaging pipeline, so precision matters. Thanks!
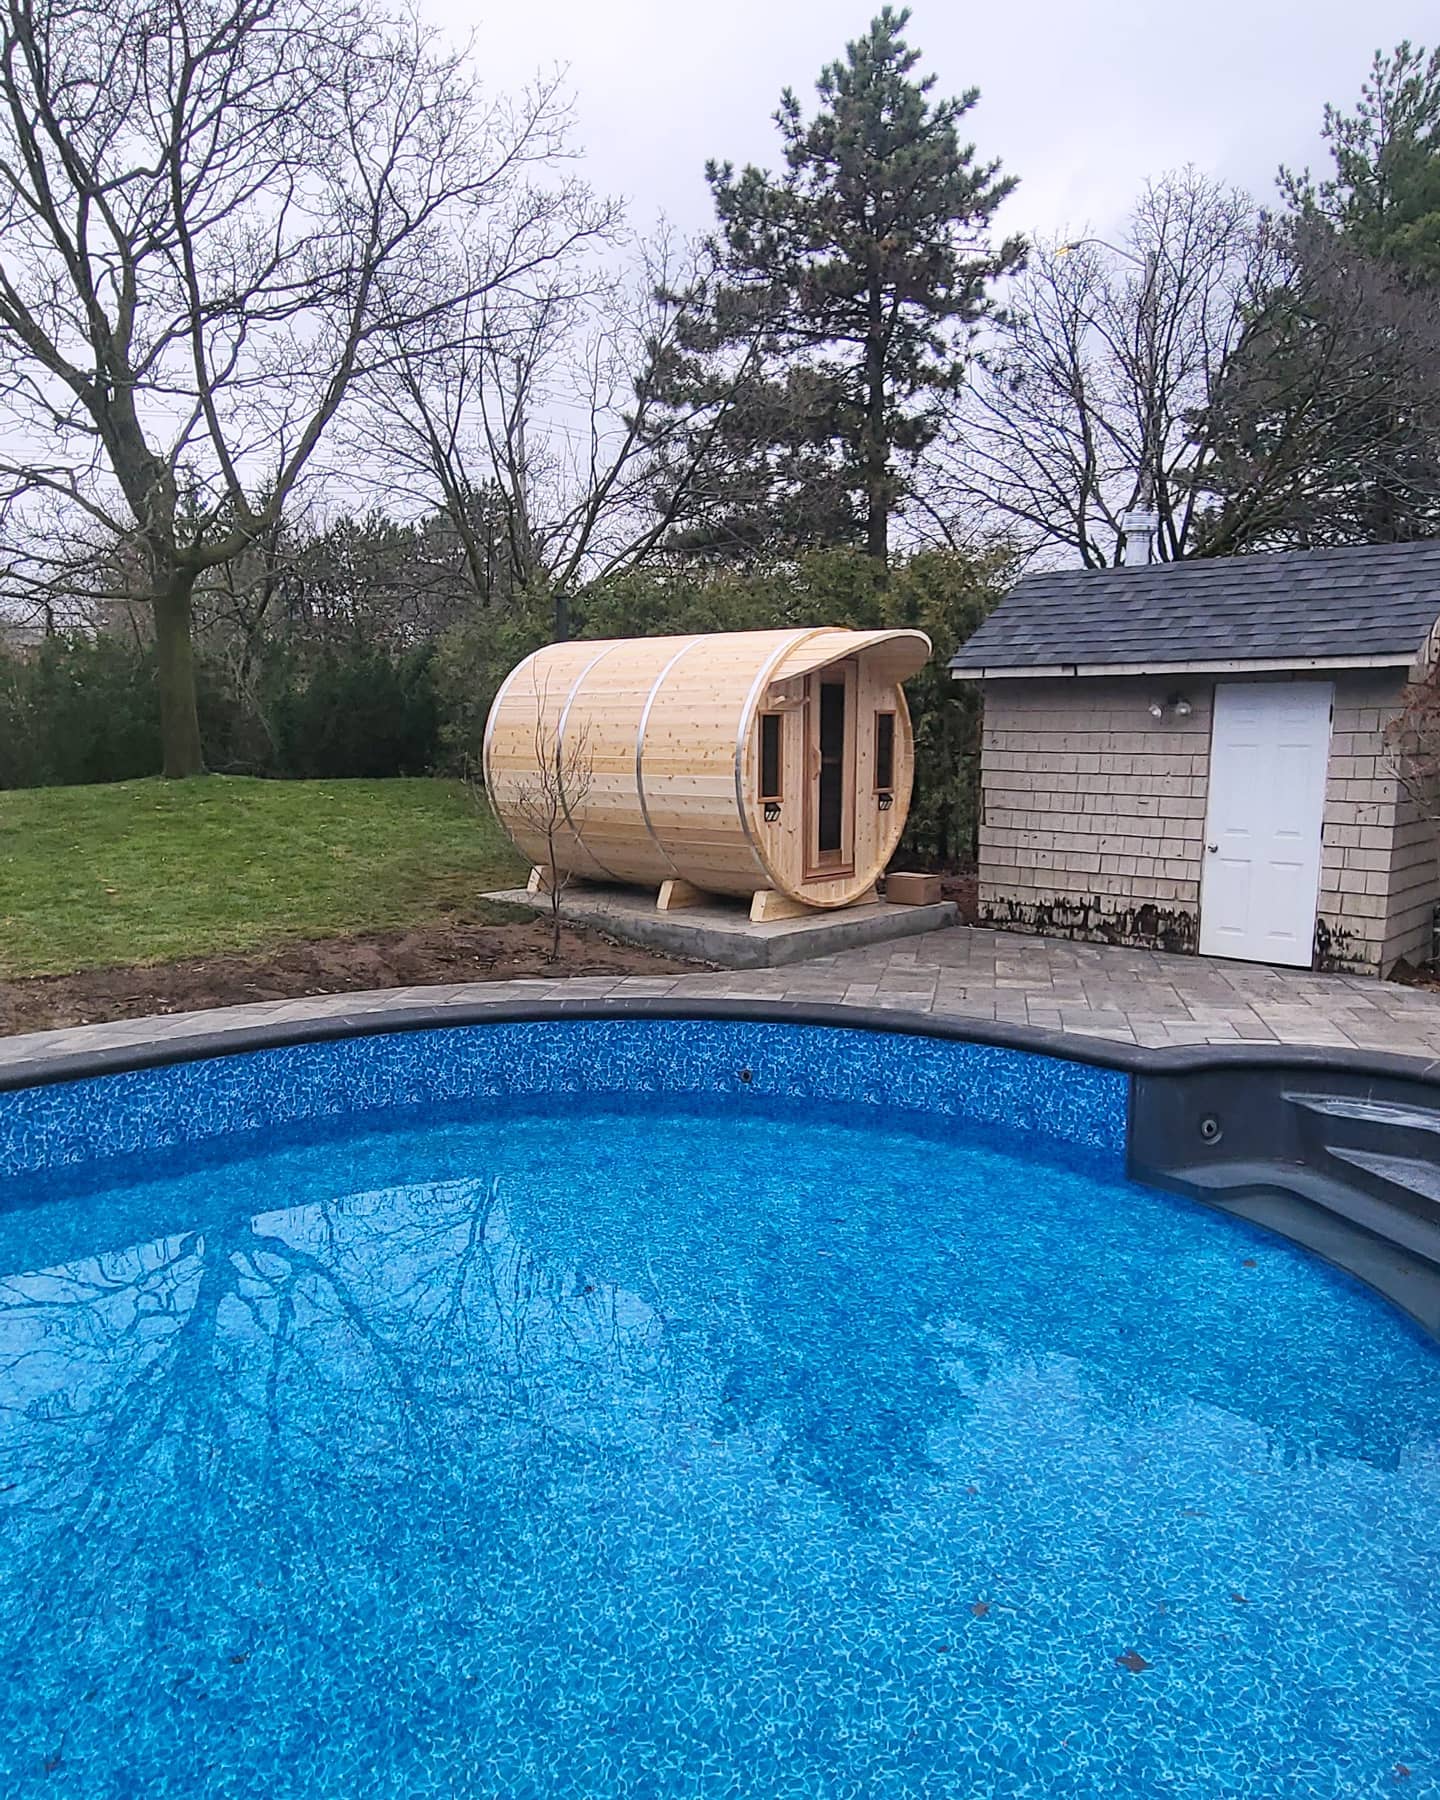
left=1198, top=221, right=1440, bottom=549
left=0, top=0, right=603, bottom=775
left=932, top=171, right=1283, bottom=565
left=0, top=490, right=116, bottom=634
left=1385, top=638, right=1440, bottom=826
left=481, top=668, right=595, bottom=962
left=357, top=231, right=769, bottom=638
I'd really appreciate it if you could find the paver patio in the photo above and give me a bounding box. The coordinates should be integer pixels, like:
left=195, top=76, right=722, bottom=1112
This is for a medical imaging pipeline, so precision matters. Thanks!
left=5, top=924, right=1440, bottom=1075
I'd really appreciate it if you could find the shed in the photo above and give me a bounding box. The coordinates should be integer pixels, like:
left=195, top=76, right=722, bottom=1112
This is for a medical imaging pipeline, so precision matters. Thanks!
left=950, top=542, right=1440, bottom=974
left=485, top=626, right=931, bottom=920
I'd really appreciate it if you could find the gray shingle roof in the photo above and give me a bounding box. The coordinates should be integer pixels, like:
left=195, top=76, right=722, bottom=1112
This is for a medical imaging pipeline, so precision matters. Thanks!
left=949, top=541, right=1440, bottom=675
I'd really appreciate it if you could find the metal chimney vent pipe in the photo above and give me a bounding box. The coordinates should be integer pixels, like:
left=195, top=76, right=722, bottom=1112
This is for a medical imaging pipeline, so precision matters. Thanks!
left=1120, top=508, right=1159, bottom=565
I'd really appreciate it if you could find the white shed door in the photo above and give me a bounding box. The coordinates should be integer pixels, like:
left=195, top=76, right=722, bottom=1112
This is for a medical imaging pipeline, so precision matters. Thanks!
left=1199, top=682, right=1332, bottom=966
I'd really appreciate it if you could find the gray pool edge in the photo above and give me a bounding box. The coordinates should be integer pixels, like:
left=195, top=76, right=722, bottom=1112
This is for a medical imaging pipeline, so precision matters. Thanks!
left=3, top=997, right=1440, bottom=1340
left=6, top=995, right=1440, bottom=1093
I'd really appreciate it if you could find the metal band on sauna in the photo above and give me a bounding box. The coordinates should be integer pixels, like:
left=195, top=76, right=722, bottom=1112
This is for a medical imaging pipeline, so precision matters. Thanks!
left=733, top=629, right=823, bottom=868
left=481, top=647, right=542, bottom=797
left=635, top=638, right=702, bottom=877
left=556, top=642, right=625, bottom=883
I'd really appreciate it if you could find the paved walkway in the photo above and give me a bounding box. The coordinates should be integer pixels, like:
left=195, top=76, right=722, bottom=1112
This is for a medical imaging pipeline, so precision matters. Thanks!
left=6, top=926, right=1440, bottom=1077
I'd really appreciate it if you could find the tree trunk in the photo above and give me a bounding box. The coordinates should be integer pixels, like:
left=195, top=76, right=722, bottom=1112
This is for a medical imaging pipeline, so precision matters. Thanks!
left=864, top=275, right=889, bottom=566
left=153, top=570, right=206, bottom=779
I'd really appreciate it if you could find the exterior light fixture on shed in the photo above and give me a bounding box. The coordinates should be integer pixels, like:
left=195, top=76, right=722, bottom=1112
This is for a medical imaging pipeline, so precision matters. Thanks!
left=1148, top=694, right=1193, bottom=721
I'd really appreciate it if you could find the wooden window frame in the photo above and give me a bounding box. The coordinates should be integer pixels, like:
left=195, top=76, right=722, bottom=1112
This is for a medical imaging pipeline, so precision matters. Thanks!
left=758, top=711, right=785, bottom=803
left=873, top=710, right=896, bottom=795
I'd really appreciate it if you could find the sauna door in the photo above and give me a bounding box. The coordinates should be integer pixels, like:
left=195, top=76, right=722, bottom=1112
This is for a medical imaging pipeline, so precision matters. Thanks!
left=804, top=661, right=856, bottom=878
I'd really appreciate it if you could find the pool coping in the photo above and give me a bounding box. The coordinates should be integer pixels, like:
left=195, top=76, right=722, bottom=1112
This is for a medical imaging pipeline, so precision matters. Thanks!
left=3, top=994, right=1439, bottom=1093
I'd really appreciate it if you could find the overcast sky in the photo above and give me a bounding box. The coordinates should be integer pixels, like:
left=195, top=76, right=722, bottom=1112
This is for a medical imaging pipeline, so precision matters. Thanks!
left=438, top=0, right=1430, bottom=246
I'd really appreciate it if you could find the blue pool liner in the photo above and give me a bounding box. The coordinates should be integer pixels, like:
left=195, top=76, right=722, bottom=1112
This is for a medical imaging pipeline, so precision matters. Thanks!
left=0, top=1018, right=1128, bottom=1181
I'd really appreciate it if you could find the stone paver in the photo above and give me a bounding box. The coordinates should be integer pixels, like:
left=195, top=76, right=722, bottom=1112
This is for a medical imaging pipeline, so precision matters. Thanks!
left=5, top=927, right=1440, bottom=1078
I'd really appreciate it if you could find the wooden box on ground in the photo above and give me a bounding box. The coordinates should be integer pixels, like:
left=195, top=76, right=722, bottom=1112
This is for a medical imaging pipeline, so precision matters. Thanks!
left=885, top=871, right=942, bottom=907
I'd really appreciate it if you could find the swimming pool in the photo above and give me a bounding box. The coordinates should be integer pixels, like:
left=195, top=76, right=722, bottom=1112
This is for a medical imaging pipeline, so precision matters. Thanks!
left=1, top=1016, right=1438, bottom=1796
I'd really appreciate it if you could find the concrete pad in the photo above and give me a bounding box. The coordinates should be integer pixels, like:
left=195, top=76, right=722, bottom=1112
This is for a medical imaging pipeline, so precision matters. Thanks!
left=484, top=884, right=959, bottom=971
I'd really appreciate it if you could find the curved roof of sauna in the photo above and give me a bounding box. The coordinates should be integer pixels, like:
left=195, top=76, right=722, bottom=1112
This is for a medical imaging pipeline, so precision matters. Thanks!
left=763, top=627, right=931, bottom=691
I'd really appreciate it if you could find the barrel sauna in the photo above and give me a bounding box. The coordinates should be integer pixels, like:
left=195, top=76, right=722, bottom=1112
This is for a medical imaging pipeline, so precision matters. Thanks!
left=483, top=627, right=931, bottom=919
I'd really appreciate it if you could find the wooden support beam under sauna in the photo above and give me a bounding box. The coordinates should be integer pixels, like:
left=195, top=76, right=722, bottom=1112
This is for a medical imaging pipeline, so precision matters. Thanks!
left=483, top=626, right=931, bottom=917
left=750, top=885, right=879, bottom=924
left=656, top=879, right=710, bottom=912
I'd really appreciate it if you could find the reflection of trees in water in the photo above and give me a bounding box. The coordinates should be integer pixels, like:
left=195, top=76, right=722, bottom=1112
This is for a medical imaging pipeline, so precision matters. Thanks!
left=0, top=1144, right=984, bottom=1780
left=701, top=1234, right=979, bottom=1520
left=0, top=1174, right=693, bottom=1774
left=3, top=1137, right=1430, bottom=1635
left=491, top=1147, right=986, bottom=1523
left=505, top=1112, right=1440, bottom=1482
left=4, top=1120, right=1438, bottom=1790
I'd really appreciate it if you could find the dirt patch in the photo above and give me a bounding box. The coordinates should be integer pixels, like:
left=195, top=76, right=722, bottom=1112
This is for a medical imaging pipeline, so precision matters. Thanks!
left=1387, top=957, right=1440, bottom=993
left=937, top=873, right=978, bottom=924
left=0, top=916, right=694, bottom=1038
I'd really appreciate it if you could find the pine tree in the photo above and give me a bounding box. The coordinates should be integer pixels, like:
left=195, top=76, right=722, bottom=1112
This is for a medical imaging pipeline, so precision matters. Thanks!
left=1200, top=41, right=1440, bottom=547
left=1283, top=41, right=1440, bottom=283
left=654, top=8, right=1022, bottom=566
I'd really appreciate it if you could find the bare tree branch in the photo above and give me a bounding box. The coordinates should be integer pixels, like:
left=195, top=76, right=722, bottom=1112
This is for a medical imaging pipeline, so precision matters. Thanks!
left=0, top=0, right=599, bottom=771
left=929, top=170, right=1282, bottom=565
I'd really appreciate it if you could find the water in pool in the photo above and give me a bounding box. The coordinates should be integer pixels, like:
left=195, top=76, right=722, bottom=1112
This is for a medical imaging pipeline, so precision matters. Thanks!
left=1, top=1093, right=1438, bottom=1798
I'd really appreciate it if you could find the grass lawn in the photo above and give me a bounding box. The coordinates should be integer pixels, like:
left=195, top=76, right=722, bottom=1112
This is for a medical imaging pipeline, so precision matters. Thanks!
left=0, top=776, right=526, bottom=978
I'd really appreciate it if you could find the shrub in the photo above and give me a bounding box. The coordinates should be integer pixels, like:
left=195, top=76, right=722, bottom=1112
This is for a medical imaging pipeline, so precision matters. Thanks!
left=431, top=589, right=552, bottom=777
left=2, top=549, right=1002, bottom=835
left=0, top=633, right=161, bottom=788
left=0, top=633, right=444, bottom=787
left=269, top=641, right=441, bottom=779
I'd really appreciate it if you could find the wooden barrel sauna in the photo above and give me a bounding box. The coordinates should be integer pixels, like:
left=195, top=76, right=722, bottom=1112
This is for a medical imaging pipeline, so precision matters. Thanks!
left=483, top=626, right=931, bottom=917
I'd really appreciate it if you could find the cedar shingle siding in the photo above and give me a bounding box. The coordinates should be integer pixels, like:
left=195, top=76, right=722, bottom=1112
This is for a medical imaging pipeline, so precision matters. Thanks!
left=976, top=673, right=1437, bottom=975
left=1319, top=676, right=1436, bottom=973
left=978, top=679, right=1209, bottom=955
